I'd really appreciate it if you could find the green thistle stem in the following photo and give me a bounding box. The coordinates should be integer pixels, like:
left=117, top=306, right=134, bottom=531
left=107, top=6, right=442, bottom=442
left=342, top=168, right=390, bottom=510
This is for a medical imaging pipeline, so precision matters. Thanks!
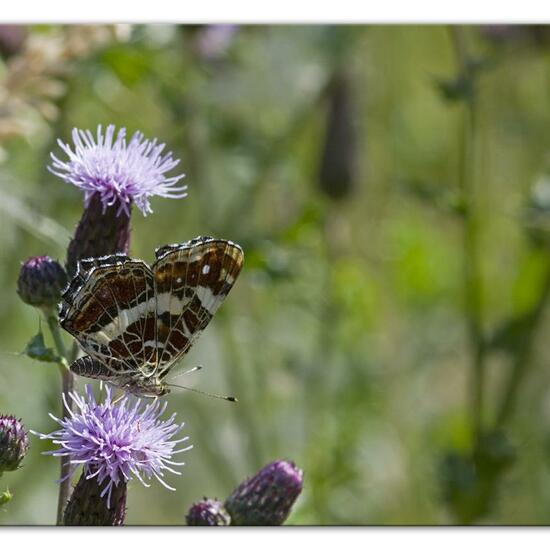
left=448, top=25, right=486, bottom=442
left=46, top=313, right=75, bottom=526
left=496, top=262, right=550, bottom=426
left=46, top=313, right=67, bottom=359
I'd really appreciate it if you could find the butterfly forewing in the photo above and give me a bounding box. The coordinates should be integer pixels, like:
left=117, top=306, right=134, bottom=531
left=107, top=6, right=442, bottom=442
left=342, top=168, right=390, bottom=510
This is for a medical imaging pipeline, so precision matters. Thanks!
left=152, top=237, right=244, bottom=372
left=60, top=256, right=157, bottom=376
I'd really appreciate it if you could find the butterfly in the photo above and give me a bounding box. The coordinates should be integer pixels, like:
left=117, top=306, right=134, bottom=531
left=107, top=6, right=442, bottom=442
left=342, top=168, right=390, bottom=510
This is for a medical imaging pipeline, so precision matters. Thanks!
left=59, top=236, right=244, bottom=397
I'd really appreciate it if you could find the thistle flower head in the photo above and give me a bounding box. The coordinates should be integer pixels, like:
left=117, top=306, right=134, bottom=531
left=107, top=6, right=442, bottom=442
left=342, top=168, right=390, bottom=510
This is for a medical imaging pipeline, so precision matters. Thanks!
left=0, top=415, right=29, bottom=473
left=17, top=255, right=68, bottom=310
left=33, top=385, right=191, bottom=507
left=186, top=498, right=231, bottom=526
left=49, top=124, right=187, bottom=216
left=225, top=460, right=303, bottom=525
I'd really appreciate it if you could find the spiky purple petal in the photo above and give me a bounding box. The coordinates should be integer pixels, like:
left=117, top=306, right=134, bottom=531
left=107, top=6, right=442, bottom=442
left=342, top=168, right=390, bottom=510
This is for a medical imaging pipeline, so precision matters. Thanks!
left=49, top=124, right=187, bottom=216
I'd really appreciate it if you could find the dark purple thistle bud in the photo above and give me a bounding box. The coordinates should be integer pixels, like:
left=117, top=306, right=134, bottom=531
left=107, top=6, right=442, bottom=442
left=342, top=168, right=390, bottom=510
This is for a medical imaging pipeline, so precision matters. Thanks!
left=0, top=415, right=29, bottom=474
left=65, top=193, right=131, bottom=277
left=224, top=460, right=303, bottom=526
left=17, top=256, right=68, bottom=311
left=318, top=71, right=358, bottom=201
left=0, top=25, right=26, bottom=59
left=186, top=498, right=231, bottom=526
left=63, top=469, right=127, bottom=526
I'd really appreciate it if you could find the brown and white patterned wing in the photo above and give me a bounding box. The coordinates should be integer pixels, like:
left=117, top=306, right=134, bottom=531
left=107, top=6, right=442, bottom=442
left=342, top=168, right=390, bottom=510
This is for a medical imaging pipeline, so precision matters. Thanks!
left=152, top=236, right=244, bottom=373
left=59, top=255, right=157, bottom=378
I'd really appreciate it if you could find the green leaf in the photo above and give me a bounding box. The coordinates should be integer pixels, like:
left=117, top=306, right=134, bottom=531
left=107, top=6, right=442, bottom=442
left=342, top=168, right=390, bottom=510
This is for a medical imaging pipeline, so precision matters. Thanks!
left=100, top=44, right=155, bottom=86
left=488, top=312, right=535, bottom=355
left=434, top=58, right=493, bottom=104
left=435, top=75, right=475, bottom=103
left=22, top=331, right=61, bottom=363
left=0, top=489, right=12, bottom=508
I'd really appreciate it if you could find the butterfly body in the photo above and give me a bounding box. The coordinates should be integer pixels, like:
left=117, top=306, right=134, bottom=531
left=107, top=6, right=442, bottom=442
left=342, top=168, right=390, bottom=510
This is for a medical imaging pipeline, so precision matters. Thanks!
left=59, top=236, right=244, bottom=397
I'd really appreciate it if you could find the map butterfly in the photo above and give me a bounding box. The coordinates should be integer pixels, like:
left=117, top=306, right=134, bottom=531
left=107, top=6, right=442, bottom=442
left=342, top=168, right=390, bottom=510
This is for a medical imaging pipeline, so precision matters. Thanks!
left=59, top=236, right=244, bottom=397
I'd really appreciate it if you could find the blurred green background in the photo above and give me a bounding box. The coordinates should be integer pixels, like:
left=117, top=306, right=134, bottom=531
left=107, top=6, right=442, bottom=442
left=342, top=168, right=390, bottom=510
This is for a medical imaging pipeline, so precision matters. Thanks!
left=3, top=24, right=550, bottom=525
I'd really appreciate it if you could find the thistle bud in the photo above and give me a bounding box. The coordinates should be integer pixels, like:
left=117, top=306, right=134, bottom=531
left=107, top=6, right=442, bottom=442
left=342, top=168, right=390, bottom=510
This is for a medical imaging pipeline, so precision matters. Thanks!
left=0, top=25, right=26, bottom=59
left=225, top=460, right=303, bottom=526
left=0, top=415, right=29, bottom=474
left=66, top=193, right=131, bottom=278
left=17, top=256, right=67, bottom=311
left=318, top=71, right=358, bottom=201
left=186, top=498, right=231, bottom=526
left=63, top=469, right=127, bottom=526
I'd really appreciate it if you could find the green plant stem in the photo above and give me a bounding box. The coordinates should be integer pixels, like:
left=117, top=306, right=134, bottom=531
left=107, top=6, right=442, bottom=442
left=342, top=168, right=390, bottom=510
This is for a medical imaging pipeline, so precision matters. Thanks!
left=46, top=314, right=74, bottom=526
left=221, top=320, right=265, bottom=470
left=496, top=262, right=550, bottom=427
left=449, top=25, right=486, bottom=441
left=303, top=209, right=343, bottom=523
left=456, top=260, right=550, bottom=524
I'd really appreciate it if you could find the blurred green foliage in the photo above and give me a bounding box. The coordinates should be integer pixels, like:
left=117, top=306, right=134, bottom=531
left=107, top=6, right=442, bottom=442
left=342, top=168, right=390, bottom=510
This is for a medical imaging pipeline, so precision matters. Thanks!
left=3, top=24, right=550, bottom=525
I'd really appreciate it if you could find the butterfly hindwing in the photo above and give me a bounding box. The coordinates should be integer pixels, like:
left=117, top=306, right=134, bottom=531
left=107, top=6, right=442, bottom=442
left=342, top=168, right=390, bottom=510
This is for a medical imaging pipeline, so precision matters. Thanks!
left=152, top=237, right=244, bottom=371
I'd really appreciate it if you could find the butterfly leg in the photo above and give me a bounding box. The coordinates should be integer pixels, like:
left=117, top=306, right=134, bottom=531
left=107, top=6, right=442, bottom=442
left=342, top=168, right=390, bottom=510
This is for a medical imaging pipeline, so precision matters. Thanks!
left=112, top=392, right=126, bottom=405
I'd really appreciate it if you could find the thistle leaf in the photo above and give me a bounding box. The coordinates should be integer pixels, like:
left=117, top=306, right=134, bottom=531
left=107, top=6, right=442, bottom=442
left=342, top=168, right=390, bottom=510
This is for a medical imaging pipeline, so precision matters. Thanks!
left=0, top=489, right=12, bottom=508
left=22, top=331, right=60, bottom=363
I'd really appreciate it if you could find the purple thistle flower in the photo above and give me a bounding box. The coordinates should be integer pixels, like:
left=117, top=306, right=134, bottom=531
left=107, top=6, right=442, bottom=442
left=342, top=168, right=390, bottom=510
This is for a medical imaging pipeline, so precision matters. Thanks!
left=49, top=124, right=187, bottom=217
left=32, top=385, right=191, bottom=508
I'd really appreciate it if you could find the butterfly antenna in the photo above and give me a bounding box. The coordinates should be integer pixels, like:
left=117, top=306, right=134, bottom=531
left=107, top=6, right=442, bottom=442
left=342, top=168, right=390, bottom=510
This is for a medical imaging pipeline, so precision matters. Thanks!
left=169, top=365, right=204, bottom=381
left=165, top=383, right=237, bottom=403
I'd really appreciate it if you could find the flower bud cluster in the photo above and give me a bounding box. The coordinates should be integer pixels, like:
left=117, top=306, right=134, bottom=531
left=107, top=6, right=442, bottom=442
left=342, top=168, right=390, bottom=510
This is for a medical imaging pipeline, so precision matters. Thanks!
left=187, top=460, right=303, bottom=526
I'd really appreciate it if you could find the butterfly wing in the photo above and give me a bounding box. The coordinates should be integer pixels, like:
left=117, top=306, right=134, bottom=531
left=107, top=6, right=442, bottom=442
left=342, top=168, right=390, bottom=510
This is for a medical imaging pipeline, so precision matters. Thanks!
left=60, top=237, right=244, bottom=386
left=59, top=254, right=157, bottom=379
left=152, top=236, right=244, bottom=374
